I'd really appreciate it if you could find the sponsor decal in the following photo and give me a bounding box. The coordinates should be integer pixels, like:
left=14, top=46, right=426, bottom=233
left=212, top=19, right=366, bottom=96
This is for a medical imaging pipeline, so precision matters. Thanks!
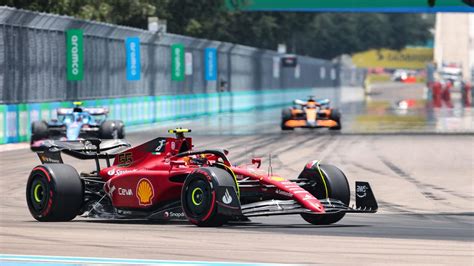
left=155, top=139, right=166, bottom=152
left=356, top=184, right=368, bottom=198
left=38, top=154, right=61, bottom=164
left=275, top=189, right=293, bottom=198
left=107, top=168, right=138, bottom=176
left=205, top=48, right=217, bottom=81
left=303, top=194, right=314, bottom=201
left=293, top=190, right=308, bottom=194
left=171, top=44, right=185, bottom=81
left=170, top=141, right=176, bottom=150
left=222, top=189, right=232, bottom=204
left=118, top=188, right=133, bottom=196
left=164, top=211, right=185, bottom=219
left=136, top=178, right=155, bottom=206
left=126, top=37, right=141, bottom=81
left=105, top=183, right=116, bottom=198
left=66, top=29, right=83, bottom=81
left=270, top=176, right=285, bottom=182
left=117, top=152, right=133, bottom=167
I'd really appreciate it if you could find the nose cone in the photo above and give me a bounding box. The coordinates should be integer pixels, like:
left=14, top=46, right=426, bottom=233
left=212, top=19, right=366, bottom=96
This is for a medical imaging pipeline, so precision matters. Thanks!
left=66, top=123, right=80, bottom=140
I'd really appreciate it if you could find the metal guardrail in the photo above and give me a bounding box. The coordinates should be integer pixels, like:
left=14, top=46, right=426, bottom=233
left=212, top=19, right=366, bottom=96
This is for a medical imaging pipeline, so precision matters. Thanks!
left=0, top=6, right=364, bottom=104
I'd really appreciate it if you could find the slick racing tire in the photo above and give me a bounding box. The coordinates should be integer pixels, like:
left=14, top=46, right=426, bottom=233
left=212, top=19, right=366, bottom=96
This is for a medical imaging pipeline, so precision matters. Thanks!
left=99, top=120, right=123, bottom=139
left=281, top=108, right=294, bottom=130
left=329, top=108, right=342, bottom=130
left=26, top=164, right=84, bottom=221
left=298, top=163, right=350, bottom=225
left=31, top=121, right=49, bottom=142
left=115, top=120, right=125, bottom=139
left=181, top=167, right=237, bottom=227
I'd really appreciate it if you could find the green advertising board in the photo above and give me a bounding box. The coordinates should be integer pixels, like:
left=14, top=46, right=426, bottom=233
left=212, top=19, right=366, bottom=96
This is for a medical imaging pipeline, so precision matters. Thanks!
left=171, top=44, right=185, bottom=81
left=66, top=29, right=84, bottom=81
left=226, top=0, right=474, bottom=12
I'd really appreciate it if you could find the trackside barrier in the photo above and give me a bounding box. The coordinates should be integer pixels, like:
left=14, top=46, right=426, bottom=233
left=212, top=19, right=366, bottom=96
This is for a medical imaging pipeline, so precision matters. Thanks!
left=0, top=87, right=337, bottom=144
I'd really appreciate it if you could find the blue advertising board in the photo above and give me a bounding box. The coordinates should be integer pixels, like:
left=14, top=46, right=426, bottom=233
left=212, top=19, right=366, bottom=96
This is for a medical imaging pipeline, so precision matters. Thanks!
left=126, top=37, right=141, bottom=81
left=205, top=48, right=217, bottom=81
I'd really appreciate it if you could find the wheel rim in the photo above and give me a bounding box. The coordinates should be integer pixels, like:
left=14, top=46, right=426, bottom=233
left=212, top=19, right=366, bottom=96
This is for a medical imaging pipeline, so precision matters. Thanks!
left=29, top=176, right=50, bottom=212
left=184, top=179, right=212, bottom=218
left=191, top=187, right=204, bottom=206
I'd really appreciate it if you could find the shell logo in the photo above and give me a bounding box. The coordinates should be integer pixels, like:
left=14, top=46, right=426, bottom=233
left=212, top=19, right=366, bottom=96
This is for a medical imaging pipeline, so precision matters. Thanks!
left=136, top=178, right=154, bottom=206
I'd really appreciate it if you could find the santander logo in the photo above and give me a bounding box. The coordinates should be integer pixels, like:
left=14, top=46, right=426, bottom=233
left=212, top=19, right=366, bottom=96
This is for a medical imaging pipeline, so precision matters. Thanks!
left=107, top=168, right=138, bottom=176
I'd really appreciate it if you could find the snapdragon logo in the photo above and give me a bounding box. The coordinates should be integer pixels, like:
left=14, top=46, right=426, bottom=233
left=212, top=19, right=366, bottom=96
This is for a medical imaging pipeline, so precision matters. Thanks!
left=66, top=29, right=83, bottom=80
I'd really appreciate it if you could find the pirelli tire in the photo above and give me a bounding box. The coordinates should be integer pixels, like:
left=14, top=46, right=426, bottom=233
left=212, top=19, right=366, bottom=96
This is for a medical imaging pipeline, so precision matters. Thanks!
left=281, top=108, right=294, bottom=130
left=298, top=163, right=350, bottom=225
left=181, top=167, right=238, bottom=227
left=329, top=109, right=342, bottom=130
left=31, top=121, right=49, bottom=142
left=99, top=120, right=125, bottom=139
left=26, top=164, right=84, bottom=222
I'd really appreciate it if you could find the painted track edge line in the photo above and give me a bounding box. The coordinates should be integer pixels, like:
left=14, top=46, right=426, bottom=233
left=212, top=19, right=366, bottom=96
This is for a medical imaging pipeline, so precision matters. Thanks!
left=0, top=254, right=289, bottom=266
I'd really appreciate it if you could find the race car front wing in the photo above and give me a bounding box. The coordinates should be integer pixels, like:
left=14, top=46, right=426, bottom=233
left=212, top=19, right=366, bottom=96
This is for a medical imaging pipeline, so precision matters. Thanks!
left=241, top=181, right=377, bottom=217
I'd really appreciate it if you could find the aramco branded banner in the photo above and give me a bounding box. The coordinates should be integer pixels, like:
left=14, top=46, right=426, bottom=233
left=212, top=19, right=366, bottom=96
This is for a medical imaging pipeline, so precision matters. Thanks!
left=66, top=29, right=83, bottom=81
left=126, top=37, right=141, bottom=81
left=352, top=47, right=433, bottom=69
left=171, top=44, right=185, bottom=81
left=205, top=48, right=217, bottom=81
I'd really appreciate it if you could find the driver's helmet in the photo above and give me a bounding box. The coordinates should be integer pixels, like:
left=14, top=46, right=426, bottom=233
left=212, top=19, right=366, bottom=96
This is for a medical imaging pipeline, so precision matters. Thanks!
left=73, top=101, right=83, bottom=113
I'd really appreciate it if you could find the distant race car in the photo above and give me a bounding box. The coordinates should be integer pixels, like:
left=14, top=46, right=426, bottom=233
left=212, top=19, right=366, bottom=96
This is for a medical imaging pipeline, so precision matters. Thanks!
left=281, top=97, right=341, bottom=130
left=30, top=102, right=125, bottom=150
left=26, top=128, right=377, bottom=227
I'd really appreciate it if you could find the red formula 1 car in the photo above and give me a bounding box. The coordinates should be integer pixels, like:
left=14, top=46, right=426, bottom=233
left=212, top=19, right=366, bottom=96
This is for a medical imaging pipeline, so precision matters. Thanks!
left=26, top=129, right=377, bottom=226
left=281, top=97, right=341, bottom=131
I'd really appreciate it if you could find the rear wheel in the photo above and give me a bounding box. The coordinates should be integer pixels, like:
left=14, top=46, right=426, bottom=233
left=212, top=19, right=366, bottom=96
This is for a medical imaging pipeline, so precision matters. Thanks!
left=26, top=164, right=84, bottom=221
left=115, top=120, right=125, bottom=139
left=31, top=121, right=48, bottom=142
left=298, top=163, right=350, bottom=225
left=281, top=108, right=294, bottom=130
left=99, top=120, right=119, bottom=139
left=329, top=109, right=341, bottom=130
left=182, top=168, right=235, bottom=227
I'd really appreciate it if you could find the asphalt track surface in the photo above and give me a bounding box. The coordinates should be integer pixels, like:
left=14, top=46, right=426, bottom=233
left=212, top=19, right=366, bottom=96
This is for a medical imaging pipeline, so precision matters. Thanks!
left=1, top=83, right=473, bottom=264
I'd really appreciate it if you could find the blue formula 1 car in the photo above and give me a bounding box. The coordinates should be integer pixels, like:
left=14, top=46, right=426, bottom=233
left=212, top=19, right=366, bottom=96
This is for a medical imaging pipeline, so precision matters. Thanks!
left=30, top=102, right=125, bottom=150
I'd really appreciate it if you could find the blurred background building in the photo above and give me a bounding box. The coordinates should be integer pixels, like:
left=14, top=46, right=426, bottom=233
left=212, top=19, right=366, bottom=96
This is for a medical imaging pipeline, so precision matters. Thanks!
left=434, top=13, right=474, bottom=81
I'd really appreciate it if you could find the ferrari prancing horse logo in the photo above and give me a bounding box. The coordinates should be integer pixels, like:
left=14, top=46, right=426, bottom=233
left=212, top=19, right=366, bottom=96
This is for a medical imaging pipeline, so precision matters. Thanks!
left=136, top=178, right=154, bottom=206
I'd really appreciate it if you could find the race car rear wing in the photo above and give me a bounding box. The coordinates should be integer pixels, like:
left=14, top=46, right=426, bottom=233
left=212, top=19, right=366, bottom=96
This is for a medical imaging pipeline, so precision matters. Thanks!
left=35, top=138, right=130, bottom=171
left=57, top=107, right=109, bottom=115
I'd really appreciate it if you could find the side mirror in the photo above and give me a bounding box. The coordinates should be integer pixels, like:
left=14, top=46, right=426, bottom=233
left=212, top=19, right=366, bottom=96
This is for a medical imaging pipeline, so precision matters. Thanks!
left=251, top=158, right=262, bottom=168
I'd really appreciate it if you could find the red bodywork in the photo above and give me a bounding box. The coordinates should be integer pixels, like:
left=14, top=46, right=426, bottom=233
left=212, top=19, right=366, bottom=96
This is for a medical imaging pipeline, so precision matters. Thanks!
left=99, top=136, right=325, bottom=214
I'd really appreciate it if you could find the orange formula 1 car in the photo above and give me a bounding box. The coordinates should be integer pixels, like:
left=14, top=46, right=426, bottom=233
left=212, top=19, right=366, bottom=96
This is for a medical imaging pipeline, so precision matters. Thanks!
left=281, top=97, right=341, bottom=130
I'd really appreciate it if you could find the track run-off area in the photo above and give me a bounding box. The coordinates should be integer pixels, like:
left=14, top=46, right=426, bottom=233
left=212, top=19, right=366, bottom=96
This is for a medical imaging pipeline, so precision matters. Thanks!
left=1, top=83, right=473, bottom=264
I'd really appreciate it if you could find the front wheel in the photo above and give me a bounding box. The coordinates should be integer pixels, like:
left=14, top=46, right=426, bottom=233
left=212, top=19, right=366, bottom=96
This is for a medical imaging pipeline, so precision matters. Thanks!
left=181, top=167, right=237, bottom=227
left=281, top=108, right=294, bottom=130
left=329, top=109, right=342, bottom=130
left=26, top=164, right=84, bottom=221
left=298, top=163, right=350, bottom=225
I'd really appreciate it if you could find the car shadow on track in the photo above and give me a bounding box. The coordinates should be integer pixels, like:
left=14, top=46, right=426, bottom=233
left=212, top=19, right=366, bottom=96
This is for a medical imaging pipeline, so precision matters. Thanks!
left=76, top=219, right=370, bottom=230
